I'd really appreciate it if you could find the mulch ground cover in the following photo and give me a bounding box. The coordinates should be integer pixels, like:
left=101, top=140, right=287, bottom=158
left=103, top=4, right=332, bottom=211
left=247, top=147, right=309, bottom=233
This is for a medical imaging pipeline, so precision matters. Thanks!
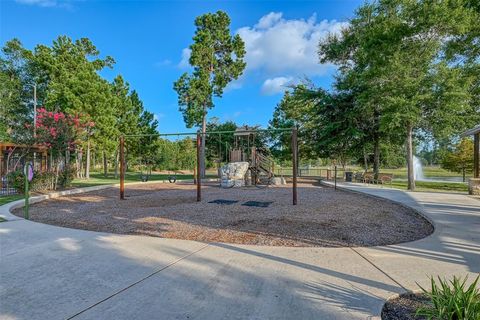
left=13, top=181, right=433, bottom=247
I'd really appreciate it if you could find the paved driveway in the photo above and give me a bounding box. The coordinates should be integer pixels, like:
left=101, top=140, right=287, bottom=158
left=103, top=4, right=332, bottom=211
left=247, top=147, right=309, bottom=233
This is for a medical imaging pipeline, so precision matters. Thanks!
left=1, top=184, right=479, bottom=320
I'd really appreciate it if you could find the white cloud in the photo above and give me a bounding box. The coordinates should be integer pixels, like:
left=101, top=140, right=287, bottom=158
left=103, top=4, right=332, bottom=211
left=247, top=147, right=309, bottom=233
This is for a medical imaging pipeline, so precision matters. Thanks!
left=178, top=48, right=191, bottom=68
left=256, top=12, right=283, bottom=29
left=176, top=12, right=347, bottom=95
left=237, top=12, right=348, bottom=77
left=224, top=79, right=243, bottom=92
left=261, top=77, right=294, bottom=95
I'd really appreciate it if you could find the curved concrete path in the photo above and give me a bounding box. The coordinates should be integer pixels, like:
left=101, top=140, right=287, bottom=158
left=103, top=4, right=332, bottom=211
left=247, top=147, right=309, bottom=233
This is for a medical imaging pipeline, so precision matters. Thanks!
left=0, top=183, right=479, bottom=320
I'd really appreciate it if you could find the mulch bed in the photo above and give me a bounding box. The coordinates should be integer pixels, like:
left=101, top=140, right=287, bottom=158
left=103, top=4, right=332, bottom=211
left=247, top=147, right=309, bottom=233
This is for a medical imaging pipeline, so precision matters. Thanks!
left=382, top=292, right=431, bottom=320
left=13, top=181, right=434, bottom=247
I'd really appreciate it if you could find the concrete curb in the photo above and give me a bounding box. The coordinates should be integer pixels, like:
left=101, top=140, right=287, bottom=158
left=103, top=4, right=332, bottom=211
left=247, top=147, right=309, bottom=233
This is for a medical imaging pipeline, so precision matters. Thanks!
left=0, top=184, right=116, bottom=221
left=320, top=180, right=438, bottom=244
left=0, top=178, right=219, bottom=222
left=380, top=288, right=424, bottom=319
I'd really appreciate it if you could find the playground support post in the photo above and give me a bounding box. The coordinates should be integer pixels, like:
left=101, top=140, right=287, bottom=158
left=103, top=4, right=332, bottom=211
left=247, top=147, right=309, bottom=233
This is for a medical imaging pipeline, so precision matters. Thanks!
left=120, top=135, right=125, bottom=200
left=196, top=133, right=201, bottom=202
left=292, top=128, right=298, bottom=205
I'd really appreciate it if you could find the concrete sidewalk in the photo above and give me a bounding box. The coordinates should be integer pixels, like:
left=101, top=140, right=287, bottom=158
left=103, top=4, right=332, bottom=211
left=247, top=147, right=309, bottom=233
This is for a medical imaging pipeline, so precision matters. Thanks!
left=1, top=184, right=479, bottom=320
left=327, top=182, right=480, bottom=289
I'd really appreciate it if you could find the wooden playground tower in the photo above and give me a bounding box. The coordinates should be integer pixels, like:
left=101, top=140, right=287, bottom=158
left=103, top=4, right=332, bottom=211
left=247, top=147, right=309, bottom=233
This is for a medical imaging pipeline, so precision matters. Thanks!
left=228, top=126, right=276, bottom=186
left=119, top=127, right=299, bottom=204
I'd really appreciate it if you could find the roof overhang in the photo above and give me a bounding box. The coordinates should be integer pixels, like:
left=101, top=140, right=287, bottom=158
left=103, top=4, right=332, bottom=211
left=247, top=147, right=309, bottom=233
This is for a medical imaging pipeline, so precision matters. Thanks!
left=461, top=125, right=480, bottom=137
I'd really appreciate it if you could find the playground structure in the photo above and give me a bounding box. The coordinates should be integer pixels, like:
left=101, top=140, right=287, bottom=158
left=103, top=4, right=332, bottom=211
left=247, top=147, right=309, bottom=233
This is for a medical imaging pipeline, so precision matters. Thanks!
left=226, top=126, right=277, bottom=187
left=119, top=127, right=299, bottom=204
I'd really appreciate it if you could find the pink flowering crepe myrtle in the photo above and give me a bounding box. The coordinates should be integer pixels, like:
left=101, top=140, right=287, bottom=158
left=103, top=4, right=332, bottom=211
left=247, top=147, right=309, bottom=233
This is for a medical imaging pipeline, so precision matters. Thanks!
left=33, top=107, right=94, bottom=154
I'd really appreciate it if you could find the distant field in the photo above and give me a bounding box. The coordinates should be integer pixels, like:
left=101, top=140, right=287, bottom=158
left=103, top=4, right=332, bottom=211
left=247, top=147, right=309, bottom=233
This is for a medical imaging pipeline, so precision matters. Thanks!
left=389, top=180, right=468, bottom=193
left=381, top=166, right=469, bottom=180
left=71, top=171, right=217, bottom=188
left=277, top=165, right=469, bottom=180
left=276, top=165, right=470, bottom=193
left=3, top=167, right=469, bottom=199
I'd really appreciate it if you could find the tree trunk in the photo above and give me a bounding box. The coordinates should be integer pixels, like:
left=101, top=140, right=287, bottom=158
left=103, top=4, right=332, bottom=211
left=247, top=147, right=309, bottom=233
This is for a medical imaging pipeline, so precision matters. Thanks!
left=54, top=157, right=60, bottom=190
left=103, top=151, right=108, bottom=177
left=373, top=108, right=380, bottom=181
left=363, top=146, right=368, bottom=172
left=406, top=124, right=415, bottom=191
left=85, top=139, right=91, bottom=179
left=76, top=150, right=79, bottom=179
left=200, top=110, right=206, bottom=178
left=463, top=167, right=466, bottom=182
left=373, top=133, right=380, bottom=181
left=114, top=149, right=119, bottom=179
left=76, top=150, right=83, bottom=179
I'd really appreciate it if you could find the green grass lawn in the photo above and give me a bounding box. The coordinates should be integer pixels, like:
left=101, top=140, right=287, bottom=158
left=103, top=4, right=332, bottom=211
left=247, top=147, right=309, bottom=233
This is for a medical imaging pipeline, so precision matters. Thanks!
left=278, top=165, right=470, bottom=193
left=389, top=180, right=468, bottom=193
left=0, top=195, right=23, bottom=221
left=71, top=171, right=214, bottom=188
left=0, top=194, right=23, bottom=206
left=280, top=165, right=467, bottom=179
left=381, top=166, right=468, bottom=179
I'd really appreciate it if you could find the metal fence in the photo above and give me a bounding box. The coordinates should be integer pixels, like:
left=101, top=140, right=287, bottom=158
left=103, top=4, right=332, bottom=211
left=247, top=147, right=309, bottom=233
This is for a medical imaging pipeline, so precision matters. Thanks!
left=1, top=174, right=18, bottom=196
left=274, top=167, right=350, bottom=180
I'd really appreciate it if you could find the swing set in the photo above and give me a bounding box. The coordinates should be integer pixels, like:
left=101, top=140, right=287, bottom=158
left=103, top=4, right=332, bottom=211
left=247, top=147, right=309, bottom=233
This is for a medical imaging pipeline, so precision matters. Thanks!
left=119, top=127, right=299, bottom=205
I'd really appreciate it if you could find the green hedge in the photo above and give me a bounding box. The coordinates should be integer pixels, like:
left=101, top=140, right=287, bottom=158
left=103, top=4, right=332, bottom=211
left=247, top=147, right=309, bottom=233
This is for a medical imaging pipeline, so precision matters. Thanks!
left=7, top=170, right=55, bottom=193
left=7, top=167, right=75, bottom=193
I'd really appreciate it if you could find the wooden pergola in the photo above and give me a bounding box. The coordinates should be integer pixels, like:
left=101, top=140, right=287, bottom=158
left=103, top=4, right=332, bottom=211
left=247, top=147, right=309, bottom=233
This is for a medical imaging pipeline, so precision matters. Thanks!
left=462, top=125, right=480, bottom=178
left=0, top=142, right=48, bottom=176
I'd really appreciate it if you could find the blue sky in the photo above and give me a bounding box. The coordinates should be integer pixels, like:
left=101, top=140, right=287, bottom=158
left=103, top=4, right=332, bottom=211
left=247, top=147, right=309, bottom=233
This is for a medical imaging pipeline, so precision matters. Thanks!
left=0, top=0, right=362, bottom=133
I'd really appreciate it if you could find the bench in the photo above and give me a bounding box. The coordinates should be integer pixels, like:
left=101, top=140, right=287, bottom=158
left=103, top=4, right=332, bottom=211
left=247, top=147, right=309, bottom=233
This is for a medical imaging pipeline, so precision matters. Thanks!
left=356, top=172, right=394, bottom=185
left=378, top=173, right=394, bottom=185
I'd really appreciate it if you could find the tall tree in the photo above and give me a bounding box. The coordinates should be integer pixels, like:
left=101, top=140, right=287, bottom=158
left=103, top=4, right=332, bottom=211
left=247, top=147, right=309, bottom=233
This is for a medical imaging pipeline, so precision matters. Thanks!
left=0, top=39, right=35, bottom=144
left=32, top=36, right=117, bottom=177
left=126, top=90, right=159, bottom=171
left=1, top=36, right=157, bottom=180
left=319, top=0, right=477, bottom=190
left=173, top=11, right=246, bottom=177
left=270, top=83, right=364, bottom=168
left=205, top=120, right=237, bottom=164
left=442, top=138, right=474, bottom=182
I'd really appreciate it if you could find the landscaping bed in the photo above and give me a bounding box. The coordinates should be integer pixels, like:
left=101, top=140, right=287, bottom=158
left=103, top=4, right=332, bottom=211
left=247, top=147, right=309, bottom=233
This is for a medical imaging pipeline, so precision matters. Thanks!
left=12, top=181, right=433, bottom=247
left=381, top=292, right=430, bottom=320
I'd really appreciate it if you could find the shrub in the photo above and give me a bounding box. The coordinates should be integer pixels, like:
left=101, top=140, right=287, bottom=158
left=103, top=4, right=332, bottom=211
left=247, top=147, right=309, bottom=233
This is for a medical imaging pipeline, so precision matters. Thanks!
left=6, top=170, right=24, bottom=193
left=416, top=275, right=480, bottom=320
left=32, top=171, right=55, bottom=191
left=7, top=170, right=56, bottom=193
left=58, top=165, right=76, bottom=188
